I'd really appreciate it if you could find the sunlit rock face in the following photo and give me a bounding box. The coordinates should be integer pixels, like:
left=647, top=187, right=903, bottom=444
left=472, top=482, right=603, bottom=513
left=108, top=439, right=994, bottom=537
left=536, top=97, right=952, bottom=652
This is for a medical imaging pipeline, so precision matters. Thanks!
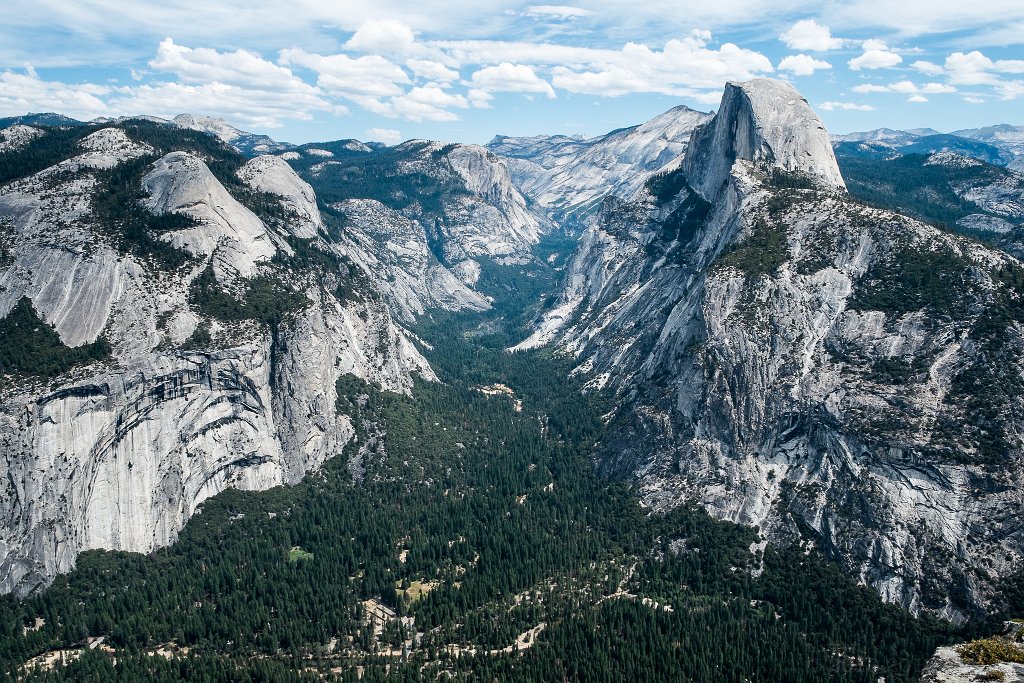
left=518, top=78, right=1024, bottom=621
left=0, top=126, right=436, bottom=597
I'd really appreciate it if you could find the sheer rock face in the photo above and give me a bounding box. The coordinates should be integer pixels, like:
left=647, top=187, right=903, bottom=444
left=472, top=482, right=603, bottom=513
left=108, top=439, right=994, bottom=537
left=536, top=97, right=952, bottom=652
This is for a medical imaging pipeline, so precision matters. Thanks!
left=328, top=198, right=491, bottom=321
left=142, top=151, right=276, bottom=280
left=0, top=130, right=156, bottom=348
left=488, top=104, right=711, bottom=228
left=684, top=79, right=845, bottom=203
left=237, top=155, right=323, bottom=239
left=443, top=144, right=547, bottom=262
left=0, top=132, right=433, bottom=597
left=381, top=141, right=550, bottom=265
left=519, top=79, right=1024, bottom=620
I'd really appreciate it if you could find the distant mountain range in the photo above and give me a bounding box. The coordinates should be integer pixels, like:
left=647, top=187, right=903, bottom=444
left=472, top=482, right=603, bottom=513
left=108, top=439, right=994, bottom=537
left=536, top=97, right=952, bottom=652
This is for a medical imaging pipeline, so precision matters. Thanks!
left=832, top=124, right=1024, bottom=170
left=0, top=112, right=294, bottom=157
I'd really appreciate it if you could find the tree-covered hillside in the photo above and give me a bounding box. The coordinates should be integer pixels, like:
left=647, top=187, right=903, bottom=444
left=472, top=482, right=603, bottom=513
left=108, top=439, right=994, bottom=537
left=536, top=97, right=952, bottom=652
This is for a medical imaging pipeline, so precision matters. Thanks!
left=838, top=153, right=1024, bottom=255
left=0, top=260, right=985, bottom=683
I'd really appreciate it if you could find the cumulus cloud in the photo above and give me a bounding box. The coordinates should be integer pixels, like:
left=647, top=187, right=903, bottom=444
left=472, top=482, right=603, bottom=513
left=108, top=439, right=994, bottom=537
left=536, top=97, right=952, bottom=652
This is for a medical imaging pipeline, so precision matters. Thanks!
left=434, top=40, right=613, bottom=67
left=389, top=83, right=469, bottom=121
left=0, top=67, right=112, bottom=119
left=406, top=59, right=460, bottom=82
left=366, top=127, right=402, bottom=144
left=779, top=20, right=845, bottom=51
left=344, top=19, right=420, bottom=58
left=279, top=48, right=409, bottom=98
left=470, top=63, right=556, bottom=98
left=819, top=101, right=875, bottom=111
left=911, top=60, right=944, bottom=76
left=850, top=84, right=889, bottom=93
left=275, top=28, right=776, bottom=120
left=778, top=54, right=831, bottom=76
left=848, top=41, right=903, bottom=70
left=132, top=38, right=340, bottom=127
left=942, top=51, right=1024, bottom=99
left=919, top=82, right=957, bottom=93
left=548, top=33, right=773, bottom=98
left=0, top=42, right=341, bottom=128
left=944, top=51, right=1024, bottom=82
left=467, top=88, right=494, bottom=108
left=149, top=38, right=299, bottom=90
left=22, top=8, right=1023, bottom=135
left=114, top=80, right=340, bottom=128
left=907, top=94, right=928, bottom=102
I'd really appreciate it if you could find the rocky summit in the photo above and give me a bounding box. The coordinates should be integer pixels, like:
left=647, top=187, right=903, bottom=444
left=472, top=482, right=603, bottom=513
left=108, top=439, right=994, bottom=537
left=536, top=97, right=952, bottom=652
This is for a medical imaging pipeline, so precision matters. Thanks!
left=514, top=78, right=1024, bottom=621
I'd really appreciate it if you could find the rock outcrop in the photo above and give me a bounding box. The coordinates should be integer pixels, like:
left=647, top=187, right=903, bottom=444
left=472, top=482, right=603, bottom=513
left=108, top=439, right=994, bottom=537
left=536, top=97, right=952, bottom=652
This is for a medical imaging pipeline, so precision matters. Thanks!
left=0, top=123, right=433, bottom=597
left=518, top=78, right=1024, bottom=620
left=0, top=124, right=43, bottom=153
left=488, top=104, right=711, bottom=228
left=237, top=155, right=323, bottom=238
left=921, top=623, right=1024, bottom=682
left=684, top=79, right=844, bottom=203
left=143, top=151, right=276, bottom=280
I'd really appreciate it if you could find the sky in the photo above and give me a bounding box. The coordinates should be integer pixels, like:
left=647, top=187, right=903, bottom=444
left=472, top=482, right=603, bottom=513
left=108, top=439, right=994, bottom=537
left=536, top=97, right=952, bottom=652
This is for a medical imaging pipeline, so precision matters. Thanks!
left=1, top=1, right=1022, bottom=145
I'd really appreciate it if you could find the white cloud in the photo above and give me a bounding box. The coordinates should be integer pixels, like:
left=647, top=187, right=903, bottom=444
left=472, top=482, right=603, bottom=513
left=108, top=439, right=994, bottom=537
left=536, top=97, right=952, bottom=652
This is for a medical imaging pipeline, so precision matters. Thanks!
left=848, top=42, right=903, bottom=70
left=851, top=84, right=890, bottom=93
left=779, top=20, right=845, bottom=51
left=406, top=59, right=459, bottom=82
left=149, top=38, right=299, bottom=90
left=467, top=88, right=493, bottom=108
left=390, top=98, right=460, bottom=121
left=943, top=50, right=1024, bottom=99
left=907, top=94, right=928, bottom=102
left=852, top=80, right=956, bottom=95
left=279, top=48, right=409, bottom=99
left=437, top=31, right=772, bottom=95
left=0, top=45, right=340, bottom=129
left=829, top=0, right=1024, bottom=39
left=388, top=83, right=469, bottom=120
left=112, top=80, right=340, bottom=128
left=366, top=127, right=402, bottom=144
left=5, top=0, right=1024, bottom=74
left=778, top=54, right=831, bottom=76
left=999, top=81, right=1024, bottom=99
left=470, top=63, right=556, bottom=98
left=138, top=38, right=337, bottom=127
left=944, top=51, right=999, bottom=85
left=0, top=67, right=112, bottom=119
left=405, top=83, right=468, bottom=108
left=525, top=5, right=594, bottom=19
left=888, top=80, right=920, bottom=93
left=819, top=101, right=875, bottom=111
left=547, top=33, right=773, bottom=97
left=911, top=60, right=944, bottom=75
left=344, top=19, right=420, bottom=58
left=436, top=40, right=612, bottom=69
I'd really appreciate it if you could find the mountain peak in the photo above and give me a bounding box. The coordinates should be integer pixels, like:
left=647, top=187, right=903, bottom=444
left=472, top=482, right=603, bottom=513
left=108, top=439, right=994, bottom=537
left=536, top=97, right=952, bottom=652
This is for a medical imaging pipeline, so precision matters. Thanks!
left=684, top=78, right=845, bottom=202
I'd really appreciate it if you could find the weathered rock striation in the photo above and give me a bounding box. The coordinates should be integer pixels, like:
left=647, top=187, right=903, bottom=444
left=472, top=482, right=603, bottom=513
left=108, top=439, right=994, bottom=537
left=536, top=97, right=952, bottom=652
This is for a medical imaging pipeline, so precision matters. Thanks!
left=518, top=78, right=1024, bottom=620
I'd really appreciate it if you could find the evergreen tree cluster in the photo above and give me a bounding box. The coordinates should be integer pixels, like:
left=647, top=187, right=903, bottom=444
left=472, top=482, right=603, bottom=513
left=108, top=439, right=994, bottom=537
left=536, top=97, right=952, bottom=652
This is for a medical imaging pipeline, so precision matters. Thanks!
left=0, top=292, right=975, bottom=682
